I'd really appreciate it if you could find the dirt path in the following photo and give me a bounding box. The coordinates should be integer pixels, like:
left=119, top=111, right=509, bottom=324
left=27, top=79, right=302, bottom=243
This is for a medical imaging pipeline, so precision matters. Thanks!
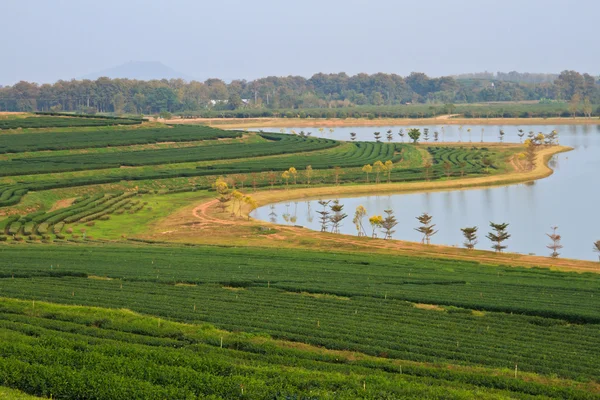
left=48, top=198, right=76, bottom=212
left=180, top=144, right=598, bottom=273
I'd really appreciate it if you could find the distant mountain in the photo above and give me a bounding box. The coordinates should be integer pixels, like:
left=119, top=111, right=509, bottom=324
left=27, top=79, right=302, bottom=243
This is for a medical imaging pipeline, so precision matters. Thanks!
left=81, top=61, right=195, bottom=81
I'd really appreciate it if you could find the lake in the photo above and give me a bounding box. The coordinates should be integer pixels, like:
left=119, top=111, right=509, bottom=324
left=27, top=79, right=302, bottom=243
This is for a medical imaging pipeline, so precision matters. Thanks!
left=251, top=124, right=600, bottom=261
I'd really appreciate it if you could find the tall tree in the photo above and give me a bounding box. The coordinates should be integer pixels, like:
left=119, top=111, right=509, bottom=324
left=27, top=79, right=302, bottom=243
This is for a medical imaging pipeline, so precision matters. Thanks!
left=486, top=222, right=511, bottom=253
left=546, top=226, right=563, bottom=258
left=414, top=213, right=438, bottom=244
left=317, top=200, right=331, bottom=232
left=353, top=205, right=367, bottom=236
left=594, top=240, right=600, bottom=262
left=329, top=200, right=348, bottom=234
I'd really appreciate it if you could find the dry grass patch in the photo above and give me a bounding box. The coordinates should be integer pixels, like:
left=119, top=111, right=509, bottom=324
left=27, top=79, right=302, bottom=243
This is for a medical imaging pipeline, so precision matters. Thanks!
left=222, top=286, right=245, bottom=292
left=413, top=303, right=446, bottom=312
left=88, top=275, right=113, bottom=281
left=472, top=310, right=486, bottom=317
left=286, top=291, right=351, bottom=301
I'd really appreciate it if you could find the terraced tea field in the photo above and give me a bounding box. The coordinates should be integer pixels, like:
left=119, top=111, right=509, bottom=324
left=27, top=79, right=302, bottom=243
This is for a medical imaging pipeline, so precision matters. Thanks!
left=0, top=114, right=592, bottom=399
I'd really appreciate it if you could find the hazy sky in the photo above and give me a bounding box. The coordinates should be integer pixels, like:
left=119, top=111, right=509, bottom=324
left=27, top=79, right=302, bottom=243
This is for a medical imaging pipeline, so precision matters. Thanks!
left=2, top=0, right=598, bottom=85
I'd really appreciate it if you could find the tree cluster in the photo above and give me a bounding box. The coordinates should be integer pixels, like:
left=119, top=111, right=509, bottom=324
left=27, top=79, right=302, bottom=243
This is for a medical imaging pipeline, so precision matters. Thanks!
left=1, top=70, right=597, bottom=114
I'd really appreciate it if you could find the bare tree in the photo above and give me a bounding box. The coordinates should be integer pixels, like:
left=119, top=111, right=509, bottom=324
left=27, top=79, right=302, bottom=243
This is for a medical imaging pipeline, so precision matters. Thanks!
left=546, top=226, right=563, bottom=258
left=594, top=240, right=600, bottom=262
left=397, top=129, right=405, bottom=142
left=415, top=213, right=438, bottom=244
left=461, top=226, right=478, bottom=249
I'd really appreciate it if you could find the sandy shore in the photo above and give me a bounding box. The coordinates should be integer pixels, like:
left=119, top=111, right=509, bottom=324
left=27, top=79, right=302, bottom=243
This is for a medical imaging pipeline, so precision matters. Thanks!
left=165, top=116, right=600, bottom=129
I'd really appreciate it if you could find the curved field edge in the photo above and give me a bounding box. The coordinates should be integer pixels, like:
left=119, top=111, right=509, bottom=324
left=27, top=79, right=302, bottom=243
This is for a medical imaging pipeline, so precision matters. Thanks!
left=247, top=145, right=570, bottom=205
left=0, top=297, right=597, bottom=399
left=179, top=144, right=598, bottom=272
left=169, top=116, right=600, bottom=129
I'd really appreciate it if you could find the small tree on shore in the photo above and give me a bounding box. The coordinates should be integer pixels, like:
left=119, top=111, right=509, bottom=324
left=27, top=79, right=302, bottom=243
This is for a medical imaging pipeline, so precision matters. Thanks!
left=250, top=172, right=258, bottom=191
left=305, top=165, right=313, bottom=185
left=317, top=200, right=331, bottom=232
left=267, top=171, right=277, bottom=189
left=288, top=167, right=298, bottom=184
left=482, top=157, right=493, bottom=174
left=373, top=161, right=384, bottom=184
left=386, top=131, right=393, bottom=142
left=398, top=129, right=405, bottom=142
left=517, top=129, right=525, bottom=143
left=380, top=209, right=398, bottom=240
left=362, top=164, right=372, bottom=183
left=415, top=213, right=438, bottom=244
left=593, top=240, right=600, bottom=262
left=329, top=200, right=348, bottom=234
left=408, top=128, right=421, bottom=144
left=443, top=161, right=452, bottom=178
left=458, top=161, right=467, bottom=177
left=423, top=128, right=430, bottom=142
left=374, top=132, right=381, bottom=142
left=424, top=161, right=433, bottom=181
left=281, top=170, right=290, bottom=188
left=546, top=226, right=563, bottom=258
left=369, top=215, right=383, bottom=238
left=486, top=222, right=511, bottom=253
left=353, top=205, right=367, bottom=236
left=333, top=166, right=344, bottom=185
left=213, top=178, right=231, bottom=213
left=461, top=226, right=478, bottom=249
left=384, top=160, right=393, bottom=183
left=350, top=132, right=357, bottom=141
left=498, top=129, right=505, bottom=143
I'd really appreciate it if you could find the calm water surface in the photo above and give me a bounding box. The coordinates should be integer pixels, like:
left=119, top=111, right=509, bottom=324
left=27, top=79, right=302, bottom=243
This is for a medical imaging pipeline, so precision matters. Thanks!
left=252, top=124, right=600, bottom=261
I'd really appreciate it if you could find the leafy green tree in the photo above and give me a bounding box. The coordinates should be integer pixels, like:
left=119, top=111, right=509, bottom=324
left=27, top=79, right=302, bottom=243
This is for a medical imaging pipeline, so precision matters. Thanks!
left=487, top=222, right=511, bottom=253
left=407, top=128, right=421, bottom=144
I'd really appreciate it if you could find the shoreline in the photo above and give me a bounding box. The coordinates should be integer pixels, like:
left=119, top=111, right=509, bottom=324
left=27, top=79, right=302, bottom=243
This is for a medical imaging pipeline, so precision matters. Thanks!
left=248, top=145, right=571, bottom=209
left=166, top=116, right=600, bottom=129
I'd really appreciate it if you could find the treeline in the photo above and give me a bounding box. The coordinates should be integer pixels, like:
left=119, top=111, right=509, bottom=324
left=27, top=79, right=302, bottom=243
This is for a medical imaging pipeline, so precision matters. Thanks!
left=0, top=70, right=598, bottom=114
left=454, top=71, right=560, bottom=84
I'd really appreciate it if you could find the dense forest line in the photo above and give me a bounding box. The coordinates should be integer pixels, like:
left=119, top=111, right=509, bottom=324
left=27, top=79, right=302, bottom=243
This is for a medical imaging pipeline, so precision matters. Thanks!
left=0, top=70, right=598, bottom=115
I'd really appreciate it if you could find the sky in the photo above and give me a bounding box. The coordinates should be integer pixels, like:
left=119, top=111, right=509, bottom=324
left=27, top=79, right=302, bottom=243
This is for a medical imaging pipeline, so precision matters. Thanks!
left=2, top=0, right=598, bottom=85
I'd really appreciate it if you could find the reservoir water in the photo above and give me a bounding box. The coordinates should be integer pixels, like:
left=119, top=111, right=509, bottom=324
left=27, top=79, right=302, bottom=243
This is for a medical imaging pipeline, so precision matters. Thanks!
left=251, top=124, right=600, bottom=261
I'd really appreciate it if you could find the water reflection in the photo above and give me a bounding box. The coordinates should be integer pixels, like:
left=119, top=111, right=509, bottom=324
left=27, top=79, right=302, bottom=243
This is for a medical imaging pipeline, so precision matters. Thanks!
left=252, top=124, right=600, bottom=261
